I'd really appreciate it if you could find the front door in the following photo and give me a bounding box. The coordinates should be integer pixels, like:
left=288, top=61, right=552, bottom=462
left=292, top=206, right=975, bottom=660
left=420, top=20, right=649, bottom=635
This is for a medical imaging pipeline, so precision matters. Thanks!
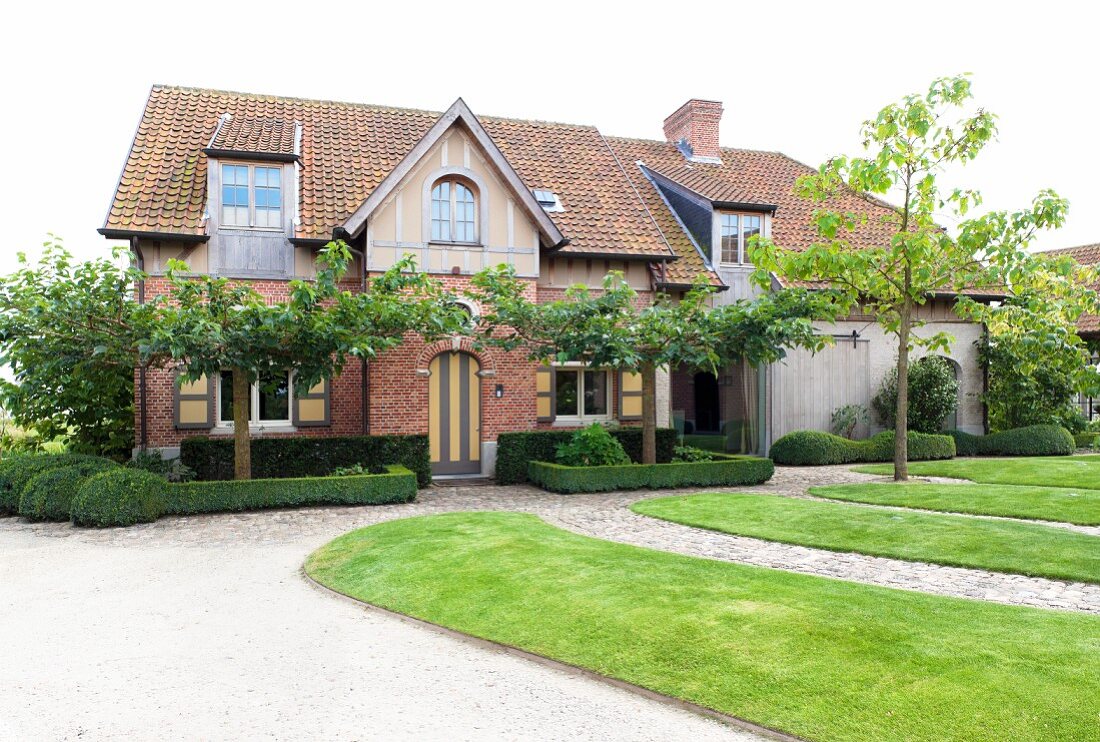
left=428, top=352, right=481, bottom=475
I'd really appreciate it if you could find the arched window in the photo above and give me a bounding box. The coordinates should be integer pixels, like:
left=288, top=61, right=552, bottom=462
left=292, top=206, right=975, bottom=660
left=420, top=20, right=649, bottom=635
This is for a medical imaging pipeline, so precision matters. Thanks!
left=430, top=179, right=477, bottom=242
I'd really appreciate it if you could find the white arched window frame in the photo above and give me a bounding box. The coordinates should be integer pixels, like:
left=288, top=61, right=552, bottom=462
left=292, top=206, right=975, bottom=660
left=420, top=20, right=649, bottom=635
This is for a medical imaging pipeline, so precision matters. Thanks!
left=423, top=166, right=489, bottom=246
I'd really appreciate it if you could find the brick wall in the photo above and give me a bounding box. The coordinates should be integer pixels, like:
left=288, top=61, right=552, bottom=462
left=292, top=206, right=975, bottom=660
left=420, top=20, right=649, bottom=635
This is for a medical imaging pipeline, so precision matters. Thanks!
left=662, top=99, right=723, bottom=161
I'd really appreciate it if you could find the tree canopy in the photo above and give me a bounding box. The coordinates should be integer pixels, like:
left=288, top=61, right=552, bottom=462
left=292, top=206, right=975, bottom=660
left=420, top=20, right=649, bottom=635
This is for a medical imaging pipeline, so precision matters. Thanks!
left=469, top=266, right=842, bottom=462
left=752, top=74, right=1071, bottom=479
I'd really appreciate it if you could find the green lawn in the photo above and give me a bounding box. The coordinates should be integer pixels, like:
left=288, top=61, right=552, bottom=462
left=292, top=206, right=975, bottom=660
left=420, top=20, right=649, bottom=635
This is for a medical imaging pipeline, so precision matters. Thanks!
left=632, top=493, right=1100, bottom=584
left=811, top=482, right=1100, bottom=525
left=854, top=455, right=1100, bottom=490
left=306, top=513, right=1100, bottom=741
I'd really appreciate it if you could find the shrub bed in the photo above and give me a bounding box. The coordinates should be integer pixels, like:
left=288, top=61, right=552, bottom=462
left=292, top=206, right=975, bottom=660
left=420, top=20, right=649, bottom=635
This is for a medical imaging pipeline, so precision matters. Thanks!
left=18, top=459, right=121, bottom=521
left=769, top=430, right=955, bottom=466
left=0, top=454, right=118, bottom=515
left=945, top=425, right=1075, bottom=457
left=70, top=469, right=167, bottom=527
left=1073, top=431, right=1098, bottom=449
left=164, top=465, right=418, bottom=515
left=527, top=455, right=775, bottom=494
left=496, top=428, right=678, bottom=484
left=181, top=434, right=431, bottom=486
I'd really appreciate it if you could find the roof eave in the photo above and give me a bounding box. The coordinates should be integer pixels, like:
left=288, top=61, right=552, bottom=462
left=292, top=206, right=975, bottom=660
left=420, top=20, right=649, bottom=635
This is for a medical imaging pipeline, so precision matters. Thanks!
left=202, top=148, right=299, bottom=163
left=98, top=228, right=209, bottom=243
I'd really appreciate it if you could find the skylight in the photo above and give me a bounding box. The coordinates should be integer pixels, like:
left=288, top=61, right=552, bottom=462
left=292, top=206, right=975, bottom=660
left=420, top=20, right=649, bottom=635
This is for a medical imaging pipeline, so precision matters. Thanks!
left=532, top=189, right=564, bottom=212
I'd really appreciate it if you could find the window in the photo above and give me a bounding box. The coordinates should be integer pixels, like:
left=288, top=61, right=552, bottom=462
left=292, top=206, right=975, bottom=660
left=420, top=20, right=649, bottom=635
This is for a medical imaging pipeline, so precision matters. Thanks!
left=220, top=163, right=282, bottom=229
left=719, top=213, right=762, bottom=264
left=218, top=370, right=291, bottom=426
left=532, top=188, right=564, bottom=212
left=430, top=179, right=477, bottom=242
left=555, top=367, right=610, bottom=420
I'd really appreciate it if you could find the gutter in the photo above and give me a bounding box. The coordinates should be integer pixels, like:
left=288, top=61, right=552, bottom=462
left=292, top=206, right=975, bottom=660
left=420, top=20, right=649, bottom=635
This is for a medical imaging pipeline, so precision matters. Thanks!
left=99, top=228, right=209, bottom=243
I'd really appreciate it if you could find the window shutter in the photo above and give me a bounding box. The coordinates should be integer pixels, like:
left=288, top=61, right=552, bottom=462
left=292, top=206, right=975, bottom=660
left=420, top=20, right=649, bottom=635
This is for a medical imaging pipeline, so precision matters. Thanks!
left=175, top=373, right=215, bottom=430
left=535, top=365, right=555, bottom=422
left=618, top=370, right=643, bottom=421
left=293, top=378, right=330, bottom=427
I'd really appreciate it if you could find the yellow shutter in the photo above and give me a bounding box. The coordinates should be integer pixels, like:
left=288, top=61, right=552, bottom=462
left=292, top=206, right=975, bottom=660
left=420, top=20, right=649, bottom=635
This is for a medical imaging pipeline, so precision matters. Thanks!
left=535, top=365, right=555, bottom=422
left=175, top=373, right=214, bottom=430
left=618, top=370, right=643, bottom=421
left=293, top=378, right=330, bottom=427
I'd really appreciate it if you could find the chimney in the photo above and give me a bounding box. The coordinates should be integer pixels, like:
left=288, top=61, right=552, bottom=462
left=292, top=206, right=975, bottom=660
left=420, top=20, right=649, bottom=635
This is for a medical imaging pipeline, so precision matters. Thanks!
left=663, top=99, right=724, bottom=163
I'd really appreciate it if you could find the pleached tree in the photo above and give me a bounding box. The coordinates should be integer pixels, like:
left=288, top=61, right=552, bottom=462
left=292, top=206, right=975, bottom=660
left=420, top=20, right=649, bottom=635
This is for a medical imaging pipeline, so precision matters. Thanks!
left=142, top=242, right=465, bottom=479
left=469, top=266, right=842, bottom=463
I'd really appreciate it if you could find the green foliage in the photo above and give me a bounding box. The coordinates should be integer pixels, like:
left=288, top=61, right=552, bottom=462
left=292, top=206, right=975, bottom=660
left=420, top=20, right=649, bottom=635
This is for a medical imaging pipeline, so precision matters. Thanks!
left=495, top=428, right=678, bottom=484
left=145, top=242, right=468, bottom=478
left=945, top=425, right=1075, bottom=457
left=554, top=424, right=630, bottom=467
left=528, top=455, right=775, bottom=494
left=752, top=75, right=1072, bottom=478
left=470, top=265, right=843, bottom=462
left=977, top=313, right=1098, bottom=433
left=769, top=430, right=954, bottom=466
left=18, top=459, right=120, bottom=521
left=129, top=450, right=195, bottom=482
left=871, top=357, right=959, bottom=433
left=164, top=466, right=416, bottom=515
left=70, top=469, right=167, bottom=527
left=0, top=238, right=141, bottom=458
left=179, top=434, right=431, bottom=487
left=829, top=404, right=868, bottom=439
left=331, top=463, right=385, bottom=476
left=0, top=453, right=119, bottom=514
left=673, top=445, right=716, bottom=462
left=1073, top=432, right=1098, bottom=449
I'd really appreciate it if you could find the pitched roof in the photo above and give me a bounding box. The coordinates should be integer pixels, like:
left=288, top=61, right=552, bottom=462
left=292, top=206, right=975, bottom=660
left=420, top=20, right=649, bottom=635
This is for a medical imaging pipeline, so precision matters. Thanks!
left=102, top=85, right=673, bottom=260
left=1037, top=243, right=1100, bottom=334
left=207, top=115, right=298, bottom=157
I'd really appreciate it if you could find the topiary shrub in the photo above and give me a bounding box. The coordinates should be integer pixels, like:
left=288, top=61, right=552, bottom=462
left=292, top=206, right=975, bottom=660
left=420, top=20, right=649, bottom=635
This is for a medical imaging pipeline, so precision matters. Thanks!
left=70, top=469, right=167, bottom=527
left=872, top=357, right=959, bottom=433
left=495, top=428, right=678, bottom=484
left=0, top=454, right=117, bottom=515
left=18, top=459, right=120, bottom=521
left=180, top=434, right=431, bottom=486
left=944, top=425, right=1074, bottom=457
left=555, top=424, right=630, bottom=467
left=769, top=429, right=954, bottom=465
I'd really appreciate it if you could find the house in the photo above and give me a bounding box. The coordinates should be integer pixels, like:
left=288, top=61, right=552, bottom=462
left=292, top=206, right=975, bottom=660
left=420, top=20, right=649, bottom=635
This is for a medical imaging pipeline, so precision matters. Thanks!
left=101, top=86, right=987, bottom=476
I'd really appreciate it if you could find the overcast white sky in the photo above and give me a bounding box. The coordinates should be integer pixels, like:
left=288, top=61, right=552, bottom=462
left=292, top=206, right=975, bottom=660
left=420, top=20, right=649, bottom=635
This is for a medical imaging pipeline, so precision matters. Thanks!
left=2, top=0, right=1096, bottom=274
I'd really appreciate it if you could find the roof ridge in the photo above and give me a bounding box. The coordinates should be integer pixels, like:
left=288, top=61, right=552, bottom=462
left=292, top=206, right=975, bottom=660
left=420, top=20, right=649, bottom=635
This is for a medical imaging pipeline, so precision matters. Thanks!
left=605, top=133, right=787, bottom=157
left=150, top=84, right=597, bottom=131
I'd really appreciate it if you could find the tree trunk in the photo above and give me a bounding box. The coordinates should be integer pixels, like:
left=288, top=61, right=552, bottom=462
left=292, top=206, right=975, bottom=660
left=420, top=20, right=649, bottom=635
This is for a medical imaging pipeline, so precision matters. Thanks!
left=894, top=304, right=912, bottom=481
left=232, top=367, right=251, bottom=480
left=641, top=362, right=658, bottom=465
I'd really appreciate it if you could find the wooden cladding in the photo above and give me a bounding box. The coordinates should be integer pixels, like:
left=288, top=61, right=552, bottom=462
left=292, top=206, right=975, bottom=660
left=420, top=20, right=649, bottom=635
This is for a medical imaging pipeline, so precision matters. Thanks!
left=174, top=374, right=215, bottom=430
left=618, top=370, right=643, bottom=421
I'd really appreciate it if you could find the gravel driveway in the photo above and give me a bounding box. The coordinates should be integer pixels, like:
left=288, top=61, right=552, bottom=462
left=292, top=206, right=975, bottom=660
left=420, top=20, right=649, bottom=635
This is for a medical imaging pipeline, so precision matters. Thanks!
left=2, top=464, right=1094, bottom=739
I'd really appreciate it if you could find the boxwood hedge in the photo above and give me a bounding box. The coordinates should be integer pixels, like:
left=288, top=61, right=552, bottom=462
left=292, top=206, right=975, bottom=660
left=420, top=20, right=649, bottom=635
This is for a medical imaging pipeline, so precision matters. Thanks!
left=180, top=434, right=431, bottom=487
left=946, top=425, right=1075, bottom=457
left=164, top=465, right=417, bottom=515
left=1074, top=431, right=1099, bottom=449
left=527, top=454, right=775, bottom=494
left=496, top=428, right=678, bottom=484
left=769, top=430, right=955, bottom=466
left=18, top=459, right=120, bottom=521
left=70, top=469, right=167, bottom=527
left=0, top=454, right=119, bottom=515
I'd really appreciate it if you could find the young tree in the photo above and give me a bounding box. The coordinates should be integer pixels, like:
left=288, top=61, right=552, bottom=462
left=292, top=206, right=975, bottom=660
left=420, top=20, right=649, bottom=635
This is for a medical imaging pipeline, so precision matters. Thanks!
left=0, top=237, right=142, bottom=458
left=143, top=242, right=464, bottom=479
left=470, top=267, right=840, bottom=463
left=752, top=75, right=1069, bottom=479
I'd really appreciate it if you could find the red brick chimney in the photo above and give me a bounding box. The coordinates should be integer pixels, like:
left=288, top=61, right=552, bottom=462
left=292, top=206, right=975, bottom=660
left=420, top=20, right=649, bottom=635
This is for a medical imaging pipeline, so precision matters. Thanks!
left=663, top=99, right=724, bottom=162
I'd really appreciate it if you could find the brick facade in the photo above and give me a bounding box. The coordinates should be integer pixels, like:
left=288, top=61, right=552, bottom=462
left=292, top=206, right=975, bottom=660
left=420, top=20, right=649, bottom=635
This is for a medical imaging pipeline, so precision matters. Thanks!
left=137, top=273, right=648, bottom=453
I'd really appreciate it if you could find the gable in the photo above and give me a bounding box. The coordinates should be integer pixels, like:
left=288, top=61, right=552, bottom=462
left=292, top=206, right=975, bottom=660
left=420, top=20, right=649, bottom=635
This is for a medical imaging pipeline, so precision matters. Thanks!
left=367, top=125, right=543, bottom=276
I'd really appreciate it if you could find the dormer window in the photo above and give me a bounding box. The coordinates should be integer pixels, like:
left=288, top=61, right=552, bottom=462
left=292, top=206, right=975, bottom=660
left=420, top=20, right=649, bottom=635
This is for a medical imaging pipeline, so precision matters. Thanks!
left=430, top=179, right=477, bottom=242
left=220, top=163, right=282, bottom=229
left=719, top=213, right=762, bottom=265
left=533, top=189, right=564, bottom=213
